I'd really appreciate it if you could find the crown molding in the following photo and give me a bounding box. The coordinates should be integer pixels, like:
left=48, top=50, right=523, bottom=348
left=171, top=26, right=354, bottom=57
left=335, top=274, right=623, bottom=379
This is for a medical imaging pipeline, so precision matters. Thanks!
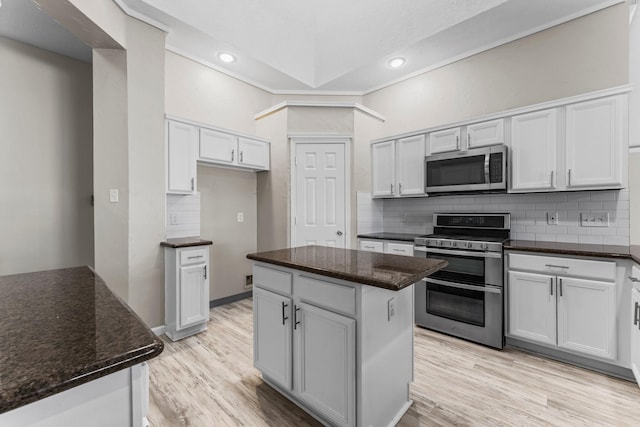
left=253, top=101, right=385, bottom=122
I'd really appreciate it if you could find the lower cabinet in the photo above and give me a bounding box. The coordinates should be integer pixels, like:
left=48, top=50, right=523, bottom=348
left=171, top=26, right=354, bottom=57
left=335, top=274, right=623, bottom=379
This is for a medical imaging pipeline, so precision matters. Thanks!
left=507, top=253, right=617, bottom=361
left=630, top=266, right=640, bottom=386
left=164, top=246, right=210, bottom=341
left=358, top=239, right=413, bottom=256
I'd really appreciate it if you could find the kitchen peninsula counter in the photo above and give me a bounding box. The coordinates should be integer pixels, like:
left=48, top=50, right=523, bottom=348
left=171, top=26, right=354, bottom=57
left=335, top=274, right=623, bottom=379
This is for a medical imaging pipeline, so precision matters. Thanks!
left=0, top=266, right=163, bottom=425
left=248, top=245, right=446, bottom=427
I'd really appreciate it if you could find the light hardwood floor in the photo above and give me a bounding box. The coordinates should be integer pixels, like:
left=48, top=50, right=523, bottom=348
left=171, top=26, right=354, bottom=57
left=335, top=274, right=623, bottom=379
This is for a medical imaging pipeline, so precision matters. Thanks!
left=148, top=298, right=640, bottom=426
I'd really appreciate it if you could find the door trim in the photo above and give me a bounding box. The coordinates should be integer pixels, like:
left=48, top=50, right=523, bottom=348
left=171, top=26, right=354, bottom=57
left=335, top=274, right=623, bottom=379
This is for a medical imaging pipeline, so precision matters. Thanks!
left=289, top=135, right=352, bottom=249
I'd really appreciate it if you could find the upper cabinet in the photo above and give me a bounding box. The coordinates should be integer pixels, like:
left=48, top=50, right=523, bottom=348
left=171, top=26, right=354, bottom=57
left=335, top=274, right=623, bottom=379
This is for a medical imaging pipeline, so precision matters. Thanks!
left=509, top=94, right=627, bottom=193
left=167, top=121, right=198, bottom=194
left=166, top=119, right=271, bottom=194
left=466, top=119, right=504, bottom=149
left=565, top=96, right=625, bottom=190
left=371, top=135, right=426, bottom=198
left=429, top=127, right=461, bottom=154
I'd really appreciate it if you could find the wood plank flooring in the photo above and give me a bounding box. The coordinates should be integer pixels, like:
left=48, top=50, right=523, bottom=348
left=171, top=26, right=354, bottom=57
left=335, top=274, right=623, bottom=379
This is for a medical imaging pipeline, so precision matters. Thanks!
left=148, top=298, right=640, bottom=426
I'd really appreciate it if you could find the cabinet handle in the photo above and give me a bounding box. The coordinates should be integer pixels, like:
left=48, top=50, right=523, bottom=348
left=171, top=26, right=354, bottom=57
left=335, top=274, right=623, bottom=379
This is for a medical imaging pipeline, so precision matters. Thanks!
left=393, top=249, right=404, bottom=252
left=399, top=183, right=403, bottom=194
left=187, top=255, right=203, bottom=259
left=390, top=183, right=394, bottom=195
left=231, top=149, right=234, bottom=162
left=364, top=246, right=374, bottom=249
left=550, top=170, right=554, bottom=188
left=456, top=135, right=460, bottom=150
left=281, top=301, right=289, bottom=325
left=203, top=265, right=207, bottom=279
left=294, top=305, right=301, bottom=329
left=550, top=277, right=553, bottom=296
left=240, top=151, right=243, bottom=163
left=191, top=177, right=194, bottom=191
left=634, top=302, right=639, bottom=326
left=545, top=264, right=569, bottom=269
left=467, top=133, right=471, bottom=148
left=568, top=169, right=572, bottom=186
left=559, top=278, right=563, bottom=297
left=630, top=276, right=640, bottom=283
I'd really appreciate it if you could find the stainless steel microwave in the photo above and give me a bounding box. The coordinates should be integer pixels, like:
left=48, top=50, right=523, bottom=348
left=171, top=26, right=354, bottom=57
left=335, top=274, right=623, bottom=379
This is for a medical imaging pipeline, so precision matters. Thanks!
left=425, top=145, right=507, bottom=194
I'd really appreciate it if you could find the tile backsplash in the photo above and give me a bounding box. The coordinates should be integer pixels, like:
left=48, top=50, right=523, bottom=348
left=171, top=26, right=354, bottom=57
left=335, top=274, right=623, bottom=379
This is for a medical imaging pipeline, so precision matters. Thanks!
left=356, top=192, right=383, bottom=235
left=166, top=193, right=201, bottom=239
left=382, top=190, right=630, bottom=246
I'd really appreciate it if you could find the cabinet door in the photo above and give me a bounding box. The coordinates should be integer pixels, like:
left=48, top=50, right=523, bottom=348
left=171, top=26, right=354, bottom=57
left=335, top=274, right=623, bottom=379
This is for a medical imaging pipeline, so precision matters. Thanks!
left=565, top=96, right=624, bottom=189
left=167, top=121, right=198, bottom=194
left=238, top=137, right=270, bottom=170
left=467, top=119, right=504, bottom=149
left=510, top=109, right=557, bottom=192
left=358, top=239, right=383, bottom=253
left=429, top=127, right=461, bottom=154
left=295, top=302, right=355, bottom=427
left=396, top=135, right=426, bottom=196
left=178, top=264, right=209, bottom=330
left=631, top=287, right=640, bottom=386
left=507, top=271, right=556, bottom=345
left=199, top=128, right=237, bottom=165
left=371, top=141, right=396, bottom=197
left=384, top=242, right=414, bottom=256
left=253, top=287, right=292, bottom=391
left=557, top=276, right=616, bottom=360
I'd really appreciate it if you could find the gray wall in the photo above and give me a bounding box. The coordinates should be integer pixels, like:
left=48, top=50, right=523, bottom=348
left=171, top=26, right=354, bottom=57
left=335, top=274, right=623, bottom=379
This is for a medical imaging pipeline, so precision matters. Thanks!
left=0, top=37, right=94, bottom=276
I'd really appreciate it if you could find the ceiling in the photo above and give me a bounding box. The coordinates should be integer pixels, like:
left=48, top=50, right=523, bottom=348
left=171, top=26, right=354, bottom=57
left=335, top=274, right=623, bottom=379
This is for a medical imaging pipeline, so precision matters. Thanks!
left=0, top=0, right=625, bottom=94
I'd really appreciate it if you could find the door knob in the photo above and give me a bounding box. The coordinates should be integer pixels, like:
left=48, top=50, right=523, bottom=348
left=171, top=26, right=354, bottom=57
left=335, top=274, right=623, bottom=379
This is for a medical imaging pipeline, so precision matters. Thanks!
left=336, top=231, right=343, bottom=236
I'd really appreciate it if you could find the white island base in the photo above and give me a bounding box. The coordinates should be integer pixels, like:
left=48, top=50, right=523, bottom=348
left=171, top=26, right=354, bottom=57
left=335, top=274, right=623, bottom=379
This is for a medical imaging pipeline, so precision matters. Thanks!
left=252, top=262, right=415, bottom=427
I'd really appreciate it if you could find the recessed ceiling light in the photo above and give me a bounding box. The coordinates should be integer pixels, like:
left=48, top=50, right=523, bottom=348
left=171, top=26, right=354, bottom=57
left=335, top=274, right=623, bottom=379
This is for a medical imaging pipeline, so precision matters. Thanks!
left=388, top=57, right=406, bottom=68
left=218, top=52, right=236, bottom=63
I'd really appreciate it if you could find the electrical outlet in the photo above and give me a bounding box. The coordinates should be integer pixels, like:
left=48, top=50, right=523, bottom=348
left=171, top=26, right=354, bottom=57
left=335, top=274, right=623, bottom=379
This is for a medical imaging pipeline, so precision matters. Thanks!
left=109, top=189, right=119, bottom=203
left=580, top=212, right=610, bottom=227
left=546, top=212, right=558, bottom=225
left=237, top=212, right=244, bottom=223
left=387, top=298, right=396, bottom=321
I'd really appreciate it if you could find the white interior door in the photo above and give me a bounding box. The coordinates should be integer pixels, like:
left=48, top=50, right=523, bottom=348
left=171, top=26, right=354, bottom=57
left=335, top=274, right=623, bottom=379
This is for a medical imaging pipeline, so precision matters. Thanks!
left=294, top=142, right=346, bottom=248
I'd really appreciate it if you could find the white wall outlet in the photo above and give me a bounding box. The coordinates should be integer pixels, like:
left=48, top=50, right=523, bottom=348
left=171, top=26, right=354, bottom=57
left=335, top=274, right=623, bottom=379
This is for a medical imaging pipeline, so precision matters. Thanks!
left=169, top=213, right=178, bottom=225
left=109, top=189, right=119, bottom=203
left=546, top=212, right=558, bottom=225
left=237, top=212, right=244, bottom=223
left=580, top=212, right=610, bottom=227
left=387, top=298, right=396, bottom=321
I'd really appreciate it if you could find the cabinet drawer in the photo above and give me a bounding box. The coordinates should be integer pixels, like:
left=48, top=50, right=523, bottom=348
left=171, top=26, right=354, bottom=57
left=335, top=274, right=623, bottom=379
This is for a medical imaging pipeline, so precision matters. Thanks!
left=508, top=253, right=615, bottom=281
left=359, top=240, right=383, bottom=253
left=180, top=248, right=208, bottom=266
left=385, top=242, right=414, bottom=256
left=296, top=275, right=356, bottom=316
left=254, top=264, right=292, bottom=296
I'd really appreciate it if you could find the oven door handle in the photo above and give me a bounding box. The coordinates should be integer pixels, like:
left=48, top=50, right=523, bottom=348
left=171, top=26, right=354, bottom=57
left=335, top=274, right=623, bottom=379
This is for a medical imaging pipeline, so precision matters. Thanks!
left=422, top=277, right=502, bottom=294
left=419, top=247, right=503, bottom=259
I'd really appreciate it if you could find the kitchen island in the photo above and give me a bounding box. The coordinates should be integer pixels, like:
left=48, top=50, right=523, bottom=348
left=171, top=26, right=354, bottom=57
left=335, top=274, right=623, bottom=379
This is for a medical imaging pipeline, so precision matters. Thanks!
left=0, top=267, right=163, bottom=427
left=247, top=245, right=446, bottom=427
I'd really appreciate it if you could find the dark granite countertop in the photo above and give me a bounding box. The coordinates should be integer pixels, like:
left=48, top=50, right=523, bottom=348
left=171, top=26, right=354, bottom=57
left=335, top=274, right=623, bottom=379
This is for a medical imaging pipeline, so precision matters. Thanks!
left=161, top=237, right=213, bottom=248
left=247, top=245, right=447, bottom=291
left=357, top=232, right=420, bottom=242
left=505, top=240, right=640, bottom=264
left=0, top=267, right=164, bottom=414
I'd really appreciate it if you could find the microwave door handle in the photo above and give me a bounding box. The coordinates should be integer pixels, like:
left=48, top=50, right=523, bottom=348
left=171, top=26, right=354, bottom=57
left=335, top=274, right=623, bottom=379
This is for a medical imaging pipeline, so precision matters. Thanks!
left=484, top=153, right=490, bottom=184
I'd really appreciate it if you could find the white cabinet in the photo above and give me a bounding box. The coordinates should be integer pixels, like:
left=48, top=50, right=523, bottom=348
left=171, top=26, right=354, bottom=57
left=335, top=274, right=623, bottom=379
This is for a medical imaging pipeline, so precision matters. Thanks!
left=167, top=121, right=198, bottom=194
left=164, top=245, right=210, bottom=341
left=253, top=287, right=292, bottom=391
left=358, top=239, right=383, bottom=253
left=507, top=271, right=556, bottom=345
left=429, top=127, right=461, bottom=154
left=371, top=140, right=395, bottom=197
left=507, top=252, right=617, bottom=361
left=557, top=276, right=616, bottom=360
left=510, top=109, right=558, bottom=192
left=630, top=266, right=640, bottom=387
left=466, top=119, right=504, bottom=149
left=371, top=135, right=425, bottom=198
left=565, top=96, right=625, bottom=189
left=199, top=128, right=270, bottom=171
left=295, top=301, right=356, bottom=426
left=358, top=239, right=414, bottom=256
left=509, top=94, right=627, bottom=193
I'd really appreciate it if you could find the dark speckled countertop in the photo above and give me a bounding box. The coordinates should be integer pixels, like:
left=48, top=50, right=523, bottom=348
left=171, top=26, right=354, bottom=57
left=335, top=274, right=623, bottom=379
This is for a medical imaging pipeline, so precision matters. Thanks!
left=356, top=232, right=420, bottom=242
left=161, top=237, right=213, bottom=248
left=505, top=240, right=640, bottom=264
left=0, top=267, right=164, bottom=414
left=247, top=245, right=447, bottom=291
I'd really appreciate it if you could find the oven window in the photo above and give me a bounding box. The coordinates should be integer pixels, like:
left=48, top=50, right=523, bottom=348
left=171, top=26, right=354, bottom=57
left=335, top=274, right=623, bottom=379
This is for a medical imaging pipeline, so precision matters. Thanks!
left=427, top=155, right=485, bottom=187
left=427, top=253, right=485, bottom=285
left=426, top=283, right=485, bottom=327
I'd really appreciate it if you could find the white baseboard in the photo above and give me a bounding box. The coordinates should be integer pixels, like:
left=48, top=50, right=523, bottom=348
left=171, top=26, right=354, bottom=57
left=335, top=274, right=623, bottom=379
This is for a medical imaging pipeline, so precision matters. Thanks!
left=151, top=325, right=166, bottom=336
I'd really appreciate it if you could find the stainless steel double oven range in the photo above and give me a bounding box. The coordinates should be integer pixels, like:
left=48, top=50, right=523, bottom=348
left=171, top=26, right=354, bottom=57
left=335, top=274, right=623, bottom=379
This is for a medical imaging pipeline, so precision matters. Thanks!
left=414, top=213, right=510, bottom=349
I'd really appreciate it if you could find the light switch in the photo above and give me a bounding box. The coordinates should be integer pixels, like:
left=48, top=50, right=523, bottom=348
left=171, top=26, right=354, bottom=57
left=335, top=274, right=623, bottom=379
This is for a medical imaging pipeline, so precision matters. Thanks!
left=237, top=212, right=244, bottom=223
left=109, top=189, right=119, bottom=203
